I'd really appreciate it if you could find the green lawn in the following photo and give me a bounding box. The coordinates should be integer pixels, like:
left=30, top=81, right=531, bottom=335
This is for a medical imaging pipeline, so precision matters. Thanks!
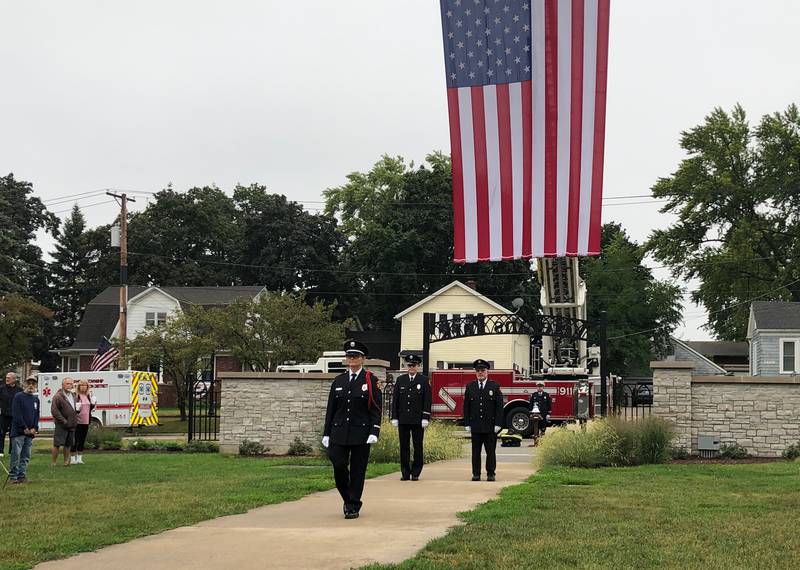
left=369, top=461, right=800, bottom=570
left=0, top=452, right=398, bottom=570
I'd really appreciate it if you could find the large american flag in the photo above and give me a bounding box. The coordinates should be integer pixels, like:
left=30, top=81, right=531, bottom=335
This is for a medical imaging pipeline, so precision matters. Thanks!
left=90, top=336, right=119, bottom=372
left=440, top=0, right=610, bottom=262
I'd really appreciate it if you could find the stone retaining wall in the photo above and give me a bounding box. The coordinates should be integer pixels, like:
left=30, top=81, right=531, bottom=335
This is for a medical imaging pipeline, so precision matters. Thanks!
left=218, top=373, right=334, bottom=455
left=652, top=361, right=800, bottom=457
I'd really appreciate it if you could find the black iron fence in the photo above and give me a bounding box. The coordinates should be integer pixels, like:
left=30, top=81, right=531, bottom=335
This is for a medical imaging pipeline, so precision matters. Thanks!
left=613, top=379, right=652, bottom=420
left=188, top=369, right=220, bottom=441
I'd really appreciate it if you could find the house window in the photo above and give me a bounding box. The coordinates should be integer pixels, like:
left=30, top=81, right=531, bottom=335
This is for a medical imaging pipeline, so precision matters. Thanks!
left=145, top=312, right=168, bottom=327
left=780, top=339, right=798, bottom=373
left=64, top=356, right=79, bottom=372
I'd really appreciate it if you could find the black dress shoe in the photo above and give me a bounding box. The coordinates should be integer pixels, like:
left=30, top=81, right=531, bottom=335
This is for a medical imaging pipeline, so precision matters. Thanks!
left=487, top=475, right=496, bottom=481
left=411, top=475, right=419, bottom=481
left=471, top=475, right=481, bottom=481
left=401, top=475, right=410, bottom=481
left=344, top=511, right=359, bottom=519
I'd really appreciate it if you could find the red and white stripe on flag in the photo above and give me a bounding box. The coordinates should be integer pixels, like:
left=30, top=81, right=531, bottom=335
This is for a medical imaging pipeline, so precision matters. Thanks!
left=444, top=0, right=610, bottom=262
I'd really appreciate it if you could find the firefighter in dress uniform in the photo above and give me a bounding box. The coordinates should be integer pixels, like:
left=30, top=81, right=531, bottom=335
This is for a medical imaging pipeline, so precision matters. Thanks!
left=390, top=354, right=432, bottom=481
left=322, top=339, right=382, bottom=519
left=529, top=380, right=552, bottom=436
left=462, top=359, right=504, bottom=481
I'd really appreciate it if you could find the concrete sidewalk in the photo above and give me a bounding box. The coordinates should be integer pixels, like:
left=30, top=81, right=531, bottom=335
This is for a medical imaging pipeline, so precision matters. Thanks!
left=36, top=445, right=535, bottom=570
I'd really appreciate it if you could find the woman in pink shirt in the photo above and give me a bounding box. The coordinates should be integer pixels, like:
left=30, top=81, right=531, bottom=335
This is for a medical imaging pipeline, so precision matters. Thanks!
left=71, top=379, right=96, bottom=464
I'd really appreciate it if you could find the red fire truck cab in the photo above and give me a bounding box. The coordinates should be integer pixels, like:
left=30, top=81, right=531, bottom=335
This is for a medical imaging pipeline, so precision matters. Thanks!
left=430, top=369, right=606, bottom=437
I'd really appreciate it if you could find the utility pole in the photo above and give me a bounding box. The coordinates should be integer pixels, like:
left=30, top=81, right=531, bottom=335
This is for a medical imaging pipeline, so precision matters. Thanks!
left=107, top=191, right=135, bottom=361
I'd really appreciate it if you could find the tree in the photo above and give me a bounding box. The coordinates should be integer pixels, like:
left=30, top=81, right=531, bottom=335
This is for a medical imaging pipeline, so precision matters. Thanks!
left=125, top=186, right=241, bottom=286
left=581, top=223, right=683, bottom=376
left=0, top=294, right=53, bottom=369
left=0, top=173, right=57, bottom=297
left=124, top=307, right=216, bottom=420
left=48, top=205, right=94, bottom=348
left=212, top=293, right=349, bottom=371
left=232, top=184, right=347, bottom=295
left=324, top=153, right=539, bottom=328
left=646, top=104, right=800, bottom=340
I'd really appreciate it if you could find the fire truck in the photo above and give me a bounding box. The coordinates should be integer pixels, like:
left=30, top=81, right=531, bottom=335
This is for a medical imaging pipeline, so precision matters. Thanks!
left=426, top=258, right=612, bottom=436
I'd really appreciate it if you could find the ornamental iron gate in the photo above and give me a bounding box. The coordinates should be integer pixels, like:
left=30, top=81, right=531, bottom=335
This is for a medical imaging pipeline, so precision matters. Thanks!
left=421, top=310, right=609, bottom=416
left=187, top=359, right=220, bottom=442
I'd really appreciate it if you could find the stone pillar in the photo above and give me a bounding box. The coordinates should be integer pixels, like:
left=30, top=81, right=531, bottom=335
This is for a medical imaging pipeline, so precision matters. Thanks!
left=650, top=360, right=694, bottom=451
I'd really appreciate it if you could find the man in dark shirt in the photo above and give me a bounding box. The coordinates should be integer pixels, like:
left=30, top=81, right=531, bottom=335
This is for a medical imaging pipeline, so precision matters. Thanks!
left=390, top=354, right=432, bottom=481
left=462, top=359, right=504, bottom=481
left=322, top=339, right=382, bottom=519
left=0, top=371, right=22, bottom=457
left=9, top=376, right=40, bottom=484
left=529, top=381, right=552, bottom=435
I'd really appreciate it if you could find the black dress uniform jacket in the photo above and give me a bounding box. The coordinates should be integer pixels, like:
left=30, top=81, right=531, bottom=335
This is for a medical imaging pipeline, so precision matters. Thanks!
left=390, top=374, right=432, bottom=425
left=529, top=390, right=552, bottom=416
left=324, top=369, right=382, bottom=445
left=462, top=379, right=504, bottom=433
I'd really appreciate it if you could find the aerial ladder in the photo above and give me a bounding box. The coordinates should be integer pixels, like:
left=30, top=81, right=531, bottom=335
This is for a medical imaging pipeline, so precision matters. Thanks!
left=536, top=257, right=607, bottom=414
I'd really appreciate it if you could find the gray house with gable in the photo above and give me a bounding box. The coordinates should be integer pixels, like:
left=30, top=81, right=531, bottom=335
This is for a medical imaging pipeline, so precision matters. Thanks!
left=747, top=302, right=800, bottom=376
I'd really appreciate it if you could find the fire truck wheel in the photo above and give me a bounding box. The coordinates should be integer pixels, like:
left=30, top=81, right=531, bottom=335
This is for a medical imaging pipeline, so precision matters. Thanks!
left=505, top=406, right=535, bottom=438
left=89, top=418, right=102, bottom=431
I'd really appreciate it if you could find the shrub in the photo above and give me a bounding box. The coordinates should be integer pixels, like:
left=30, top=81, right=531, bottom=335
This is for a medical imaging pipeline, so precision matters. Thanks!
left=128, top=439, right=186, bottom=452
left=128, top=439, right=156, bottom=451
left=782, top=442, right=800, bottom=460
left=239, top=439, right=269, bottom=456
left=636, top=417, right=674, bottom=464
left=536, top=417, right=674, bottom=468
left=287, top=437, right=313, bottom=456
left=369, top=419, right=463, bottom=464
left=186, top=440, right=219, bottom=453
left=671, top=446, right=689, bottom=460
left=86, top=428, right=123, bottom=451
left=719, top=443, right=749, bottom=459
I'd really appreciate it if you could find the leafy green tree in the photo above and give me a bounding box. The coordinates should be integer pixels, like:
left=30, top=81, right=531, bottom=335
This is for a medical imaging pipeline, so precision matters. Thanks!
left=232, top=184, right=347, bottom=296
left=646, top=104, right=800, bottom=340
left=48, top=205, right=94, bottom=348
left=212, top=292, right=348, bottom=371
left=124, top=307, right=216, bottom=420
left=0, top=173, right=57, bottom=297
left=582, top=223, right=683, bottom=376
left=324, top=153, right=539, bottom=328
left=125, top=186, right=240, bottom=286
left=0, top=294, right=53, bottom=369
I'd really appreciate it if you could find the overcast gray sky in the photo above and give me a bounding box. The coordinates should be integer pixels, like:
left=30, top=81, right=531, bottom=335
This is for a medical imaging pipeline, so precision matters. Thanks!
left=3, top=0, right=799, bottom=340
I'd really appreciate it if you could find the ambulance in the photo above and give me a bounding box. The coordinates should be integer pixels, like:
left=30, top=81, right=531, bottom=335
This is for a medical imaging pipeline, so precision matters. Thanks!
left=37, top=371, right=137, bottom=430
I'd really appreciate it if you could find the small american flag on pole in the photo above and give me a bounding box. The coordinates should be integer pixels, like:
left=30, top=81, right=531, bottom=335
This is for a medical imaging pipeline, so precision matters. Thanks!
left=90, top=336, right=119, bottom=372
left=440, top=0, right=610, bottom=262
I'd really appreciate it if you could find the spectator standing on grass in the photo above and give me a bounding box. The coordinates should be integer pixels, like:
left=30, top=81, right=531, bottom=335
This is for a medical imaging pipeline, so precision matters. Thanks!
left=51, top=377, right=78, bottom=467
left=8, top=377, right=40, bottom=484
left=70, top=379, right=96, bottom=464
left=1, top=371, right=22, bottom=457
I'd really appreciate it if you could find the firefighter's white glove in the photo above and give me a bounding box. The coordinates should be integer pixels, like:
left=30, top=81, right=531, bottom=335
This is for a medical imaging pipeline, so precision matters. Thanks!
left=465, top=426, right=471, bottom=433
left=321, top=436, right=330, bottom=448
left=494, top=426, right=501, bottom=434
left=421, top=419, right=429, bottom=428
left=391, top=419, right=399, bottom=428
left=367, top=435, right=378, bottom=444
